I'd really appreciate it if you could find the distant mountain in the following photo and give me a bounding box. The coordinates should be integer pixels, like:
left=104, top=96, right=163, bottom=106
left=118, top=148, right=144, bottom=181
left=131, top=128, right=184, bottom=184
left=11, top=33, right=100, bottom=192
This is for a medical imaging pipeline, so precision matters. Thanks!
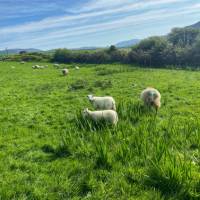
left=115, top=39, right=140, bottom=48
left=71, top=39, right=140, bottom=50
left=0, top=48, right=41, bottom=55
left=71, top=46, right=102, bottom=50
left=187, top=21, right=200, bottom=29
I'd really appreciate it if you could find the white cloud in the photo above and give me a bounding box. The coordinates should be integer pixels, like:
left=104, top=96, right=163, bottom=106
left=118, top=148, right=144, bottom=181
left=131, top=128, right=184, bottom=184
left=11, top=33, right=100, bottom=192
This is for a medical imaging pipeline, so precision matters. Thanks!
left=0, top=0, right=198, bottom=49
left=0, top=0, right=183, bottom=34
left=2, top=3, right=199, bottom=49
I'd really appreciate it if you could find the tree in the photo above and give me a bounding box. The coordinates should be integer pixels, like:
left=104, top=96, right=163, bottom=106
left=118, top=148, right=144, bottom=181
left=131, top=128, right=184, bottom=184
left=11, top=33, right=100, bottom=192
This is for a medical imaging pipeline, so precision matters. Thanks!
left=168, top=28, right=200, bottom=47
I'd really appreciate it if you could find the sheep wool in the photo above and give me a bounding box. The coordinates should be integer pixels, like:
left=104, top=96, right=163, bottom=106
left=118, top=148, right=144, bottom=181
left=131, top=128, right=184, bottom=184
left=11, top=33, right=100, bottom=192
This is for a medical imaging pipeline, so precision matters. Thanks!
left=87, top=95, right=116, bottom=110
left=62, top=68, right=69, bottom=76
left=82, top=108, right=118, bottom=125
left=141, top=87, right=161, bottom=109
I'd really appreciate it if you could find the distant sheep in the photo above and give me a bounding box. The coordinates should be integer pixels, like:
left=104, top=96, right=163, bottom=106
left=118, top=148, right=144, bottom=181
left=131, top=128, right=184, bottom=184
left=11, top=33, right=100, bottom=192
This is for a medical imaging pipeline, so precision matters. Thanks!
left=32, top=65, right=46, bottom=69
left=20, top=61, right=25, bottom=64
left=62, top=68, right=69, bottom=76
left=75, top=66, right=79, bottom=70
left=141, top=87, right=161, bottom=110
left=54, top=63, right=60, bottom=68
left=82, top=108, right=118, bottom=125
left=32, top=65, right=40, bottom=69
left=87, top=95, right=116, bottom=110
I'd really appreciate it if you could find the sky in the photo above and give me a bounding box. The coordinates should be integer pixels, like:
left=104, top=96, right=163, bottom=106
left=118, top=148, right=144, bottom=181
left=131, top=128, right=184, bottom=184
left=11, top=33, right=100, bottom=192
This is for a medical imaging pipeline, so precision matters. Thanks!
left=0, top=0, right=200, bottom=50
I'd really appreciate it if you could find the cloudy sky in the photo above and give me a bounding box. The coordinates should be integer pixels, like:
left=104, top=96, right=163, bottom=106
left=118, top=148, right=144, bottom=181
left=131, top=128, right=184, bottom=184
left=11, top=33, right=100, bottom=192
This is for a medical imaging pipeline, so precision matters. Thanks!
left=0, top=0, right=200, bottom=50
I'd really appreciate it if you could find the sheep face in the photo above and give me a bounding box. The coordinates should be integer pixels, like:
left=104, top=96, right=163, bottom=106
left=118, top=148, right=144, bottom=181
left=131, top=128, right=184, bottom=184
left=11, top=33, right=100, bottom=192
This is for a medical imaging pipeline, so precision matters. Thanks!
left=82, top=108, right=89, bottom=118
left=87, top=95, right=93, bottom=101
left=148, top=91, right=157, bottom=103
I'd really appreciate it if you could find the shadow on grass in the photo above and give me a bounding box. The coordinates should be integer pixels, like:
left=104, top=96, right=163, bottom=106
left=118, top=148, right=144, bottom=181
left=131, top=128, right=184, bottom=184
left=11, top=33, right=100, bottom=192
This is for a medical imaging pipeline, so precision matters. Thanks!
left=144, top=157, right=194, bottom=200
left=41, top=140, right=71, bottom=161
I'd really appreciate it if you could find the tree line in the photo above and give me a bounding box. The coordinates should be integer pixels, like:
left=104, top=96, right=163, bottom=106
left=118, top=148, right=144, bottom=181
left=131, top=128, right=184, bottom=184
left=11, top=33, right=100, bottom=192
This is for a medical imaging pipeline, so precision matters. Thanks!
left=52, top=27, right=200, bottom=68
left=3, top=27, right=200, bottom=68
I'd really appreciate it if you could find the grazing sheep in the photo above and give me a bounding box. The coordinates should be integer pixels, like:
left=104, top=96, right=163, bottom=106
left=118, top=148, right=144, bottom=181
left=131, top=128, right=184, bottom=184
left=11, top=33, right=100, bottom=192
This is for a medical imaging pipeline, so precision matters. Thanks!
left=32, top=65, right=40, bottom=69
left=62, top=68, right=69, bottom=76
left=20, top=61, right=25, bottom=64
left=82, top=108, right=118, bottom=125
left=54, top=63, right=60, bottom=68
left=141, top=87, right=161, bottom=110
left=75, top=66, right=79, bottom=70
left=87, top=95, right=116, bottom=110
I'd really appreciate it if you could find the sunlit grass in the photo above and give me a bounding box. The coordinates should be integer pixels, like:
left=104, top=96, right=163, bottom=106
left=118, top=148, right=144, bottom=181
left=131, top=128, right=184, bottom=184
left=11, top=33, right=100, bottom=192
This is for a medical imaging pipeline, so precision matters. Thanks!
left=0, top=61, right=199, bottom=199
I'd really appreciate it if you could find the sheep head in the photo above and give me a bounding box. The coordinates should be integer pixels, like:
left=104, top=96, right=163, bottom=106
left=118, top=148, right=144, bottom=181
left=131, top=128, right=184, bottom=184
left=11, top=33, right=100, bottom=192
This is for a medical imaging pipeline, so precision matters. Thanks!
left=82, top=108, right=89, bottom=117
left=87, top=94, right=93, bottom=101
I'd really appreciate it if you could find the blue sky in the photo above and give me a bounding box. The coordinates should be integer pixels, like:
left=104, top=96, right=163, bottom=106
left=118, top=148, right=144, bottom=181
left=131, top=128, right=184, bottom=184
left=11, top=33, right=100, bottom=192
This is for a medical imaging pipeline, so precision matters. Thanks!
left=0, top=0, right=200, bottom=50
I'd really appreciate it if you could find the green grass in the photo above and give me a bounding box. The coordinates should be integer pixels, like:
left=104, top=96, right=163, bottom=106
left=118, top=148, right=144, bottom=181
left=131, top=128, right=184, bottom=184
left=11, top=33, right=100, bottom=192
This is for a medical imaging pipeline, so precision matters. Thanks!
left=0, top=61, right=199, bottom=199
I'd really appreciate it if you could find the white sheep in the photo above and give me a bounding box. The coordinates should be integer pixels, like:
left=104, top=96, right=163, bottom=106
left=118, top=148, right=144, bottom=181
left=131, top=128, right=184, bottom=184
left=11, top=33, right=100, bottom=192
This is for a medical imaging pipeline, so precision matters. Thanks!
left=87, top=95, right=116, bottom=110
left=82, top=108, right=118, bottom=125
left=75, top=66, right=79, bottom=70
left=62, top=68, right=69, bottom=76
left=141, top=87, right=161, bottom=110
left=54, top=63, right=60, bottom=68
left=21, top=61, right=25, bottom=64
left=32, top=65, right=40, bottom=69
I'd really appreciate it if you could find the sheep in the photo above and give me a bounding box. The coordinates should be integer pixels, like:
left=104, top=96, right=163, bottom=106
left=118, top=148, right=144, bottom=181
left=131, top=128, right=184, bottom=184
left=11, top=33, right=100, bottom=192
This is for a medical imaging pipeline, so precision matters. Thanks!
left=82, top=108, right=118, bottom=125
left=20, top=61, right=25, bottom=64
left=32, top=65, right=40, bottom=69
left=62, top=68, right=69, bottom=76
left=75, top=66, right=79, bottom=70
left=141, top=87, right=161, bottom=111
left=87, top=95, right=116, bottom=110
left=54, top=63, right=60, bottom=68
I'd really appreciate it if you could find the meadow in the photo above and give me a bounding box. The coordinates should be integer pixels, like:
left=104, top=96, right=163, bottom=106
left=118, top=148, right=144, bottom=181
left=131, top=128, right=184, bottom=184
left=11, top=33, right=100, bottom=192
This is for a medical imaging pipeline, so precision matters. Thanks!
left=0, top=61, right=199, bottom=200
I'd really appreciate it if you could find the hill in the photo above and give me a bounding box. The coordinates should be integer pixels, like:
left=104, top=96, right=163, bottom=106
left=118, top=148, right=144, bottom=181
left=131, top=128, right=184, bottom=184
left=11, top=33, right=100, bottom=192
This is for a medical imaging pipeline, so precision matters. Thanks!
left=115, top=38, right=140, bottom=48
left=187, top=21, right=200, bottom=29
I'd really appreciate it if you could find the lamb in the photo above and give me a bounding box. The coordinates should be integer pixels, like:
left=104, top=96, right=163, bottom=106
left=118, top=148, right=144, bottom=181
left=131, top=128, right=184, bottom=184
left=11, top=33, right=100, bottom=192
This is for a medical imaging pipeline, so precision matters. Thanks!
left=82, top=108, right=118, bottom=125
left=62, top=68, right=69, bottom=76
left=87, top=95, right=116, bottom=110
left=141, top=87, right=161, bottom=110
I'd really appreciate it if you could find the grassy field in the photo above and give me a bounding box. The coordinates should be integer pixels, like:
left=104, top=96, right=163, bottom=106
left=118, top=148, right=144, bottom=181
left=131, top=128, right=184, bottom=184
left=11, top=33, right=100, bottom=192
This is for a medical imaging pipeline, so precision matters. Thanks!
left=0, top=61, right=199, bottom=200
